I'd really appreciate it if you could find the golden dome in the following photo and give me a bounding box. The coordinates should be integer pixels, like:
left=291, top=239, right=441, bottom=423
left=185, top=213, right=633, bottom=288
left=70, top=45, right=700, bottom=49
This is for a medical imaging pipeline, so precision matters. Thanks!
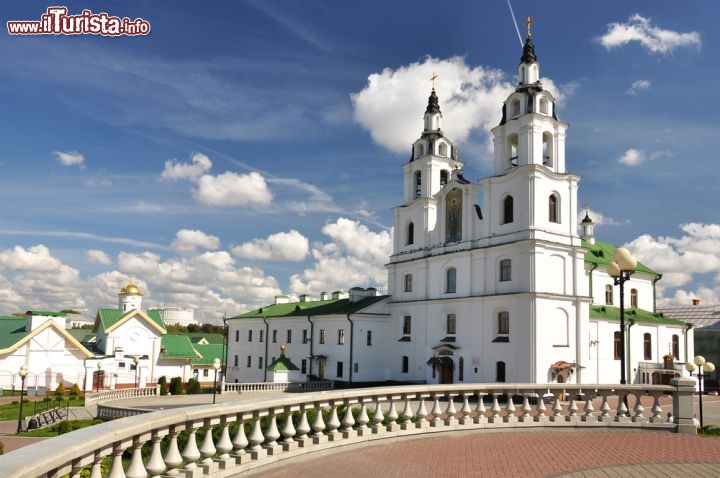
left=120, top=283, right=143, bottom=296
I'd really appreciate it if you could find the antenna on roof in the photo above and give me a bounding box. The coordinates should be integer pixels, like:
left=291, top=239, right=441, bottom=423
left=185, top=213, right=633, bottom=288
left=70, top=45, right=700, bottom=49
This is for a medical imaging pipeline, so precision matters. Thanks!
left=505, top=0, right=524, bottom=47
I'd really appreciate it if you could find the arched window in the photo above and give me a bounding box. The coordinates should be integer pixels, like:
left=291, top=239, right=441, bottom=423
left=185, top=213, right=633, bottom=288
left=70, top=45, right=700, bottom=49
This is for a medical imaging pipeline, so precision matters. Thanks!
left=542, top=132, right=553, bottom=166
left=539, top=97, right=548, bottom=114
left=445, top=267, right=457, bottom=293
left=446, top=313, right=456, bottom=335
left=402, top=356, right=409, bottom=373
left=445, top=188, right=462, bottom=242
left=605, top=285, right=613, bottom=305
left=439, top=143, right=448, bottom=157
left=508, top=134, right=519, bottom=167
left=502, top=195, right=514, bottom=224
left=614, top=331, right=621, bottom=359
left=549, top=194, right=559, bottom=223
left=630, top=288, right=638, bottom=308
left=402, top=316, right=412, bottom=335
left=406, top=222, right=414, bottom=245
left=496, top=361, right=506, bottom=382
left=414, top=171, right=422, bottom=198
left=511, top=99, right=520, bottom=116
left=404, top=274, right=413, bottom=292
left=440, top=170, right=449, bottom=187
left=672, top=334, right=679, bottom=358
left=499, top=259, right=511, bottom=282
left=643, top=333, right=652, bottom=360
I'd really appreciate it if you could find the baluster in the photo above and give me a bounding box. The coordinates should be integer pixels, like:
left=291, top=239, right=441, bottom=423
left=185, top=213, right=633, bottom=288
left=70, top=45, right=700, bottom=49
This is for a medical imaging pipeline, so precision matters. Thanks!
left=650, top=393, right=663, bottom=422
left=232, top=418, right=249, bottom=456
left=430, top=394, right=443, bottom=426
left=489, top=393, right=502, bottom=423
left=342, top=402, right=356, bottom=435
left=312, top=404, right=327, bottom=442
left=199, top=419, right=217, bottom=465
left=615, top=393, right=630, bottom=422
left=108, top=442, right=128, bottom=478
left=566, top=394, right=579, bottom=423
left=264, top=413, right=281, bottom=448
left=459, top=393, right=472, bottom=425
left=551, top=394, right=563, bottom=421
left=249, top=417, right=265, bottom=451
left=356, top=402, right=370, bottom=435
left=124, top=438, right=149, bottom=477
left=181, top=425, right=202, bottom=469
left=281, top=409, right=297, bottom=443
left=401, top=396, right=414, bottom=427
left=386, top=399, right=399, bottom=431
left=371, top=398, right=385, bottom=432
left=415, top=396, right=429, bottom=428
left=582, top=393, right=596, bottom=423
left=534, top=393, right=548, bottom=423
left=444, top=394, right=458, bottom=426
left=473, top=393, right=487, bottom=424
left=69, top=460, right=84, bottom=478
left=519, top=393, right=532, bottom=423
left=632, top=393, right=645, bottom=422
left=504, top=392, right=517, bottom=423
left=326, top=404, right=341, bottom=439
left=89, top=453, right=104, bottom=478
left=145, top=432, right=167, bottom=477
left=599, top=392, right=611, bottom=421
left=163, top=426, right=183, bottom=476
left=296, top=408, right=311, bottom=443
left=216, top=419, right=233, bottom=461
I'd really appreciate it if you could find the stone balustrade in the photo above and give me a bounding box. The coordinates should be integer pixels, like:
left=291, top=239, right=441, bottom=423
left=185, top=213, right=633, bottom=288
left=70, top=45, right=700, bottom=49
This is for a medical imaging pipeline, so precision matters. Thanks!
left=84, top=386, right=159, bottom=405
left=0, top=380, right=698, bottom=478
left=223, top=380, right=335, bottom=393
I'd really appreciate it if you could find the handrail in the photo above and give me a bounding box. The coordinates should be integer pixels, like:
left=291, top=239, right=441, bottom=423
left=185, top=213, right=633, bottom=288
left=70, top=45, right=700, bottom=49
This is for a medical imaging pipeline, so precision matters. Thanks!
left=0, top=381, right=697, bottom=478
left=84, top=386, right=159, bottom=405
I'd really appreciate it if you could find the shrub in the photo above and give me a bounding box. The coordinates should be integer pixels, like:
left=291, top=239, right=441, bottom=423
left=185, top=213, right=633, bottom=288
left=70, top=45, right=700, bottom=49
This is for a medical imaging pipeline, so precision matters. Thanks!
left=57, top=420, right=73, bottom=435
left=69, top=383, right=81, bottom=399
left=169, top=377, right=183, bottom=396
left=158, top=376, right=168, bottom=396
left=55, top=383, right=66, bottom=398
left=0, top=440, right=4, bottom=455
left=186, top=379, right=201, bottom=395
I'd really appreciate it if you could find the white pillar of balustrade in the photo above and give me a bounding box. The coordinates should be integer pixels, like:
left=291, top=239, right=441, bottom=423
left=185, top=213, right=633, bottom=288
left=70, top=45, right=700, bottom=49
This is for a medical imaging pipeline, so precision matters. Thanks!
left=649, top=394, right=663, bottom=423
left=371, top=399, right=385, bottom=434
left=504, top=393, right=517, bottom=423
left=459, top=393, right=472, bottom=425
left=430, top=394, right=443, bottom=426
left=598, top=391, right=612, bottom=421
left=631, top=393, right=645, bottom=422
left=326, top=404, right=341, bottom=439
left=281, top=407, right=298, bottom=447
left=474, top=393, right=487, bottom=424
left=356, top=400, right=371, bottom=436
left=163, top=427, right=183, bottom=476
left=444, top=394, right=458, bottom=426
left=181, top=424, right=202, bottom=470
left=145, top=432, right=167, bottom=477
left=249, top=415, right=267, bottom=458
left=415, top=395, right=429, bottom=429
left=615, top=393, right=631, bottom=423
left=342, top=401, right=357, bottom=438
left=518, top=393, right=532, bottom=423
left=232, top=417, right=250, bottom=461
left=550, top=395, right=563, bottom=421
left=311, top=404, right=328, bottom=443
left=264, top=413, right=281, bottom=452
left=386, top=398, right=399, bottom=431
left=108, top=442, right=128, bottom=478
left=199, top=419, right=217, bottom=466
left=582, top=393, right=596, bottom=423
left=400, top=396, right=414, bottom=430
left=216, top=419, right=233, bottom=461
left=534, top=393, right=548, bottom=423
left=566, top=395, right=580, bottom=423
left=125, top=437, right=148, bottom=478
left=489, top=393, right=502, bottom=424
left=296, top=407, right=311, bottom=445
left=89, top=454, right=104, bottom=478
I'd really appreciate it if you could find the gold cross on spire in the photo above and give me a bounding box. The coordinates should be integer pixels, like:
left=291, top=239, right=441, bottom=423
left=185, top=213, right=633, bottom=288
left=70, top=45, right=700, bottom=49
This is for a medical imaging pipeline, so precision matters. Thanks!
left=526, top=16, right=533, bottom=38
left=431, top=72, right=438, bottom=91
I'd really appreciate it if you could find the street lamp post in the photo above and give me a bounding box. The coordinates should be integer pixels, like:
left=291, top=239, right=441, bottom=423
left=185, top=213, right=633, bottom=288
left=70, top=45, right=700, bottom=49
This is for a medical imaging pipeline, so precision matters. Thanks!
left=685, top=355, right=716, bottom=428
left=133, top=356, right=140, bottom=388
left=607, top=247, right=638, bottom=386
left=16, top=365, right=28, bottom=434
left=212, top=358, right=222, bottom=404
left=96, top=362, right=102, bottom=393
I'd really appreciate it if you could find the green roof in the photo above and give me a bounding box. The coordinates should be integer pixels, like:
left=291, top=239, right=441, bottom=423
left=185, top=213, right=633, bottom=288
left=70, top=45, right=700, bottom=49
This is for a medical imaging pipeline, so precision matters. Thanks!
left=589, top=305, right=688, bottom=326
left=266, top=354, right=299, bottom=372
left=229, top=295, right=389, bottom=320
left=191, top=343, right=225, bottom=366
left=583, top=240, right=657, bottom=275
left=95, top=308, right=166, bottom=332
left=187, top=332, right=225, bottom=344
left=0, top=316, right=29, bottom=349
left=160, top=334, right=200, bottom=359
left=66, top=328, right=96, bottom=343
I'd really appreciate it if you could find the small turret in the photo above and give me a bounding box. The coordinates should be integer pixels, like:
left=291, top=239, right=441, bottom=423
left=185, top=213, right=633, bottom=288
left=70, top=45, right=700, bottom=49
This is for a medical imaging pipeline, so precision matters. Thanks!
left=119, top=280, right=143, bottom=312
left=580, top=207, right=595, bottom=244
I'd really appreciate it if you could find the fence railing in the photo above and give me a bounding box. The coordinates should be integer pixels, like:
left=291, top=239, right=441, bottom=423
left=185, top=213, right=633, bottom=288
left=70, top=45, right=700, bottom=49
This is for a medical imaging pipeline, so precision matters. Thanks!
left=0, top=380, right=698, bottom=478
left=222, top=380, right=335, bottom=393
left=84, top=386, right=159, bottom=405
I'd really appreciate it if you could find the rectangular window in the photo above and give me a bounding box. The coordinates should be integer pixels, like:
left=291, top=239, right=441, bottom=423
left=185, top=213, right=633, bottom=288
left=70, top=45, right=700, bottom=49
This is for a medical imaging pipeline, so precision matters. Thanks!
left=643, top=333, right=652, bottom=360
left=614, top=332, right=621, bottom=360
left=336, top=361, right=343, bottom=378
left=403, top=315, right=412, bottom=335
left=367, top=330, right=372, bottom=346
left=447, top=314, right=456, bottom=335
left=630, top=289, right=638, bottom=308
left=203, top=369, right=209, bottom=377
left=258, top=357, right=263, bottom=369
left=235, top=355, right=240, bottom=367
left=672, top=334, right=679, bottom=359
left=301, top=359, right=307, bottom=374
left=402, top=356, right=409, bottom=373
left=303, top=329, right=309, bottom=344
left=605, top=285, right=614, bottom=305
left=118, top=362, right=126, bottom=368
left=247, top=330, right=253, bottom=342
left=287, top=329, right=292, bottom=344
left=272, top=330, right=277, bottom=343
left=319, top=329, right=326, bottom=344
left=404, top=273, right=413, bottom=292
left=245, top=356, right=250, bottom=367
left=446, top=268, right=457, bottom=293
left=338, top=329, right=345, bottom=345
left=259, top=330, right=264, bottom=342
left=354, top=363, right=359, bottom=373
left=500, top=259, right=511, bottom=282
left=235, top=330, right=240, bottom=342
left=498, top=312, right=510, bottom=335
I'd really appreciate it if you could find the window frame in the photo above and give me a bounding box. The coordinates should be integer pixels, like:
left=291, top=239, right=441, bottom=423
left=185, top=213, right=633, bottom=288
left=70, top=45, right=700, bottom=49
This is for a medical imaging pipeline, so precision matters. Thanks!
left=499, top=259, right=511, bottom=282
left=445, top=267, right=457, bottom=293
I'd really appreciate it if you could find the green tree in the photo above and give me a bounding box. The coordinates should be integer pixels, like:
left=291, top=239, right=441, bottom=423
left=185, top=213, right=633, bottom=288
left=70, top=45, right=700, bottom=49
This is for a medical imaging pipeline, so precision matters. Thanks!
left=54, top=383, right=66, bottom=399
left=158, top=376, right=168, bottom=396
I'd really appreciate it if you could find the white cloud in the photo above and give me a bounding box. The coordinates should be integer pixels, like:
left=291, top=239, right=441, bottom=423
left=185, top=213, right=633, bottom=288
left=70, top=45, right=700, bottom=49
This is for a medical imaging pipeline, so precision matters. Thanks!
left=577, top=207, right=628, bottom=228
left=625, top=223, right=720, bottom=306
left=161, top=152, right=212, bottom=181
left=86, top=249, right=111, bottom=265
left=194, top=171, right=273, bottom=206
left=626, top=79, right=651, bottom=95
left=85, top=178, right=112, bottom=188
left=0, top=245, right=64, bottom=272
left=618, top=148, right=646, bottom=166
left=599, top=14, right=701, bottom=54
left=171, top=229, right=221, bottom=253
left=289, top=218, right=391, bottom=294
left=232, top=230, right=309, bottom=261
left=52, top=150, right=85, bottom=168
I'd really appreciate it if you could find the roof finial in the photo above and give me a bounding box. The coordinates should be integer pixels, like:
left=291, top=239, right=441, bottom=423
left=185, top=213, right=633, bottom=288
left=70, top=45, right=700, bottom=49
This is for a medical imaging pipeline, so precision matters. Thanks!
left=525, top=16, right=533, bottom=38
left=431, top=72, right=438, bottom=91
left=280, top=343, right=286, bottom=356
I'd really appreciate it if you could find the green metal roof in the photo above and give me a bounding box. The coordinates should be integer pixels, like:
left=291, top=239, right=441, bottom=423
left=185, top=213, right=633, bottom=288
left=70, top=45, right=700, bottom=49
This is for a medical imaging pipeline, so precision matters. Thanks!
left=191, top=343, right=225, bottom=366
left=589, top=305, right=688, bottom=326
left=187, top=332, right=225, bottom=344
left=266, top=354, right=300, bottom=372
left=228, top=295, right=389, bottom=320
left=95, top=308, right=166, bottom=332
left=583, top=240, right=657, bottom=276
left=160, top=334, right=201, bottom=359
left=0, top=316, right=29, bottom=349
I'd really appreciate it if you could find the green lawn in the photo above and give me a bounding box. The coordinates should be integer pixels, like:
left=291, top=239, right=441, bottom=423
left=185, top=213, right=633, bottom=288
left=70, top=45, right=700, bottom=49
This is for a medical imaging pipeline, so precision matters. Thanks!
left=0, top=397, right=85, bottom=421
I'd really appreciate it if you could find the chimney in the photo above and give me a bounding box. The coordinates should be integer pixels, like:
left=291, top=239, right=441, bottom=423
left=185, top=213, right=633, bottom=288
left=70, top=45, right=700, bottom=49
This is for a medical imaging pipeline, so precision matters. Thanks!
left=274, top=295, right=290, bottom=305
left=320, top=291, right=329, bottom=301
left=692, top=299, right=701, bottom=306
left=299, top=294, right=309, bottom=303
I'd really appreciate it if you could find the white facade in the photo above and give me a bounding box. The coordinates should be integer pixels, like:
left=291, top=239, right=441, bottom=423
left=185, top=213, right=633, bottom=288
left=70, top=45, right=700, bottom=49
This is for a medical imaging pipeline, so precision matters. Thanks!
left=157, top=307, right=197, bottom=327
left=224, top=34, right=695, bottom=388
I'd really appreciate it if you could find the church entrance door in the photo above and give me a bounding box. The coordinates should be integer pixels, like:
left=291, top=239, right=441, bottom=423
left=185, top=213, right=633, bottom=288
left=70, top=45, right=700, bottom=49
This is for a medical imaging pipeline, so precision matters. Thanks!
left=439, top=357, right=454, bottom=384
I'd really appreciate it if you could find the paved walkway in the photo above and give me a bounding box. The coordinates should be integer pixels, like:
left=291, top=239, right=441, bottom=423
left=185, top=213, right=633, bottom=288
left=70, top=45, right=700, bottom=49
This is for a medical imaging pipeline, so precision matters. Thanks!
left=1, top=393, right=719, bottom=476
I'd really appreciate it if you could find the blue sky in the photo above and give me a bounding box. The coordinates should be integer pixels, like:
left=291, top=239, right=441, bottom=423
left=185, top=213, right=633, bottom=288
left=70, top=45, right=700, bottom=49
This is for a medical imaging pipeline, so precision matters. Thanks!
left=1, top=0, right=718, bottom=323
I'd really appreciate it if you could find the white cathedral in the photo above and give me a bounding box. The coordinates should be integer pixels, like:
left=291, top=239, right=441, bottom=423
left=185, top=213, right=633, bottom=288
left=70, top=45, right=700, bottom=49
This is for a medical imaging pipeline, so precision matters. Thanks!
left=225, top=32, right=692, bottom=387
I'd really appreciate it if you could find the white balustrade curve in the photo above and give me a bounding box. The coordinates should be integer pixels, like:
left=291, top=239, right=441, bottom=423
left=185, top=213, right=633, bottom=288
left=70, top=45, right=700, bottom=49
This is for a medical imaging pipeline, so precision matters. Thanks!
left=0, top=382, right=697, bottom=478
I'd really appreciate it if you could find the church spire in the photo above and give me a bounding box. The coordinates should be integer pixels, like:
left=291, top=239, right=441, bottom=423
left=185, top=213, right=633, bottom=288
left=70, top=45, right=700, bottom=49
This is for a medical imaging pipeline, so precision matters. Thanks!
left=423, top=73, right=442, bottom=133
left=518, top=16, right=540, bottom=85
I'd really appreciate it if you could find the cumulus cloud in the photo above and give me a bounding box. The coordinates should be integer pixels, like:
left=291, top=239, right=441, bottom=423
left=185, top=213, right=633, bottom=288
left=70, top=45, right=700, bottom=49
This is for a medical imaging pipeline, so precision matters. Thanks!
left=86, top=249, right=111, bottom=265
left=52, top=150, right=85, bottom=168
left=617, top=148, right=670, bottom=166
left=171, top=229, right=221, bottom=253
left=625, top=223, right=720, bottom=306
left=194, top=171, right=273, bottom=206
left=626, top=79, right=651, bottom=95
left=161, top=152, right=212, bottom=181
left=289, top=218, right=391, bottom=294
left=598, top=14, right=701, bottom=54
left=232, top=230, right=309, bottom=261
